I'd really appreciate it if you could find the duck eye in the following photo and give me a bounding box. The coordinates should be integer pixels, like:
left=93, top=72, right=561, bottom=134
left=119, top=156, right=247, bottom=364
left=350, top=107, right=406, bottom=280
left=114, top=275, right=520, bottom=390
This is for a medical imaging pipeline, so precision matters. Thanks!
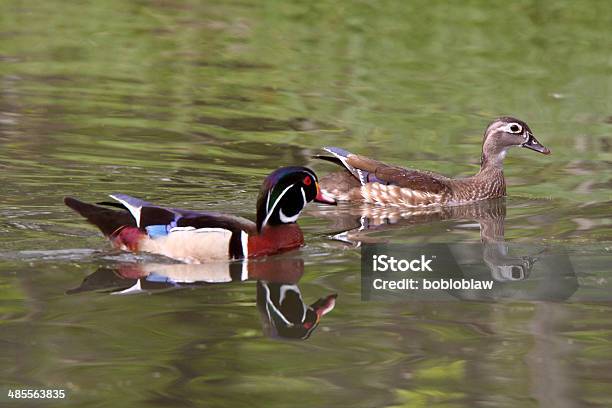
left=303, top=176, right=312, bottom=186
left=509, top=124, right=522, bottom=133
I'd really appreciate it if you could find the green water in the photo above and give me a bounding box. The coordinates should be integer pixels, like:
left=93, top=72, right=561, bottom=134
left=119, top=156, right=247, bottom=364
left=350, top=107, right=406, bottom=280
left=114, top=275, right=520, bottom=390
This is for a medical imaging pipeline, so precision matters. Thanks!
left=1, top=0, right=611, bottom=407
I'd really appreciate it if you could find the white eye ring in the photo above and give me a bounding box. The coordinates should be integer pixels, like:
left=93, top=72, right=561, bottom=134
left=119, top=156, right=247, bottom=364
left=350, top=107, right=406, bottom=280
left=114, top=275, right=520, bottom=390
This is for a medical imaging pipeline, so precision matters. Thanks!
left=504, top=123, right=523, bottom=133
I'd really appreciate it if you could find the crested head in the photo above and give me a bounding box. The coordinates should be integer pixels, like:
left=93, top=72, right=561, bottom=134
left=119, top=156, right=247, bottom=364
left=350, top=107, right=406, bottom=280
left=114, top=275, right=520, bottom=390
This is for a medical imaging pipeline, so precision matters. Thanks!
left=255, top=166, right=335, bottom=233
left=480, top=116, right=550, bottom=168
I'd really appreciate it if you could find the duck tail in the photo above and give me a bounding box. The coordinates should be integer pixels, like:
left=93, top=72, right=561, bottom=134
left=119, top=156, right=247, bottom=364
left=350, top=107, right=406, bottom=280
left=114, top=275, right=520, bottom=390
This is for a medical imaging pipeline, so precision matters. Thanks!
left=314, top=147, right=353, bottom=168
left=64, top=197, right=135, bottom=236
left=319, top=146, right=367, bottom=184
left=312, top=154, right=343, bottom=166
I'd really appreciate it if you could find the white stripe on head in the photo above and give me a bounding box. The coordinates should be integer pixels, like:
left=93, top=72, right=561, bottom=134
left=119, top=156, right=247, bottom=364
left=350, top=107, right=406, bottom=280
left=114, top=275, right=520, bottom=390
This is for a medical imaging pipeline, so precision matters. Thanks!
left=261, top=183, right=295, bottom=230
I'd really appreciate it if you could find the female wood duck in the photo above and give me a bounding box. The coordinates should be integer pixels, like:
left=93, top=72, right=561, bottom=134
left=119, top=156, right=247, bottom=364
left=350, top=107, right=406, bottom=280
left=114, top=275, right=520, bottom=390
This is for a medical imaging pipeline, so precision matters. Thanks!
left=64, top=166, right=335, bottom=263
left=317, top=117, right=550, bottom=207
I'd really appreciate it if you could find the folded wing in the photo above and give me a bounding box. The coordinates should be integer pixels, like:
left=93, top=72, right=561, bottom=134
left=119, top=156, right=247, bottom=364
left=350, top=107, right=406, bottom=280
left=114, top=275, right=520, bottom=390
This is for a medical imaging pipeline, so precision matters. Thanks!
left=321, top=147, right=451, bottom=195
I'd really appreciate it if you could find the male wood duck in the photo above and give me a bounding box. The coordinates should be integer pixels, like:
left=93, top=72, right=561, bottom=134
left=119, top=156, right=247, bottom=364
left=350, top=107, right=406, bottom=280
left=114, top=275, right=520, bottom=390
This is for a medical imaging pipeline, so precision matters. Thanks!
left=64, top=166, right=335, bottom=263
left=316, top=117, right=550, bottom=206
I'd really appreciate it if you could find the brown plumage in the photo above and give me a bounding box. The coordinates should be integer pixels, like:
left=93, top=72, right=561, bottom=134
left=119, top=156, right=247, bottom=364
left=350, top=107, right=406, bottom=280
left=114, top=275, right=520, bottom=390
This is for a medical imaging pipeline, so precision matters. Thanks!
left=317, top=117, right=550, bottom=207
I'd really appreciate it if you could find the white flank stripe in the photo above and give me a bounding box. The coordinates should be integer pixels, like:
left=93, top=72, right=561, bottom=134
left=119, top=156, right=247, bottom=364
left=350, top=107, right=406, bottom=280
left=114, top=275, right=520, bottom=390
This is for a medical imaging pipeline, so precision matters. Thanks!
left=241, top=230, right=249, bottom=280
left=169, top=227, right=228, bottom=234
left=168, top=226, right=196, bottom=232
left=193, top=227, right=229, bottom=234
left=240, top=230, right=249, bottom=258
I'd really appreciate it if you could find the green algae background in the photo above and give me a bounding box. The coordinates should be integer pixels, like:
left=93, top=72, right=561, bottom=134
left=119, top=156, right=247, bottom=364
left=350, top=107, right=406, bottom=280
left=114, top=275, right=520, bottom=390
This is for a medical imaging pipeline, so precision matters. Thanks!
left=0, top=1, right=611, bottom=407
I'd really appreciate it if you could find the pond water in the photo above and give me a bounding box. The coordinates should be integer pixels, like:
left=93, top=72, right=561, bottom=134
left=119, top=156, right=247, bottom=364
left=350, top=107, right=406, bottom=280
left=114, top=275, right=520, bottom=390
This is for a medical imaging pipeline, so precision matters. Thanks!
left=1, top=1, right=611, bottom=407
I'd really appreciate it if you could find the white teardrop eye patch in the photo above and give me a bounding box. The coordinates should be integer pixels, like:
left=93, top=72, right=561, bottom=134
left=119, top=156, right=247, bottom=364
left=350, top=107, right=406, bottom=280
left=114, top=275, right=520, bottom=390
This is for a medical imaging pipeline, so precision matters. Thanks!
left=502, top=123, right=523, bottom=134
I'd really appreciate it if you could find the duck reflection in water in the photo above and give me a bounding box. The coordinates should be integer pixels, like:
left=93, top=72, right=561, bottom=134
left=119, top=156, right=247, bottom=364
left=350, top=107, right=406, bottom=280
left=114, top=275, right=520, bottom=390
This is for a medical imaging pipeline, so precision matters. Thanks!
left=67, top=256, right=336, bottom=340
left=317, top=198, right=577, bottom=301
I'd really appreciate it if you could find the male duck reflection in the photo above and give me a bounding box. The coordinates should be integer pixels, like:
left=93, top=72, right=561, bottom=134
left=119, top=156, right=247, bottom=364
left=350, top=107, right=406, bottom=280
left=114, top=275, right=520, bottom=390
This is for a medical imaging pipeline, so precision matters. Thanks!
left=64, top=167, right=335, bottom=263
left=317, top=117, right=550, bottom=206
left=67, top=257, right=337, bottom=340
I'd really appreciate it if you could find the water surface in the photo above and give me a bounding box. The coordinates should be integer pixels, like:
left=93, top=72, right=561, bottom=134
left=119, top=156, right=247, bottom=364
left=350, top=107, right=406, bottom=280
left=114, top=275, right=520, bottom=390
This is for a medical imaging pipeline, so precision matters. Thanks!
left=1, top=1, right=611, bottom=407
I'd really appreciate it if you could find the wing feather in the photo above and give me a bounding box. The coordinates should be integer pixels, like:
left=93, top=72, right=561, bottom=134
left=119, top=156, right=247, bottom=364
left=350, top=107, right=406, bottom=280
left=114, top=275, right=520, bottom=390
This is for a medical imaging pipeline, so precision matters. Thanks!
left=320, top=147, right=452, bottom=195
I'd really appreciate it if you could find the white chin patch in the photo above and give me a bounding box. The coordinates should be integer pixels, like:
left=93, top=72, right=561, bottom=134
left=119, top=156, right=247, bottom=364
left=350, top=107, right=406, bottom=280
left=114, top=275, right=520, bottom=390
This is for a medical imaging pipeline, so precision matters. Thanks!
left=279, top=208, right=301, bottom=223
